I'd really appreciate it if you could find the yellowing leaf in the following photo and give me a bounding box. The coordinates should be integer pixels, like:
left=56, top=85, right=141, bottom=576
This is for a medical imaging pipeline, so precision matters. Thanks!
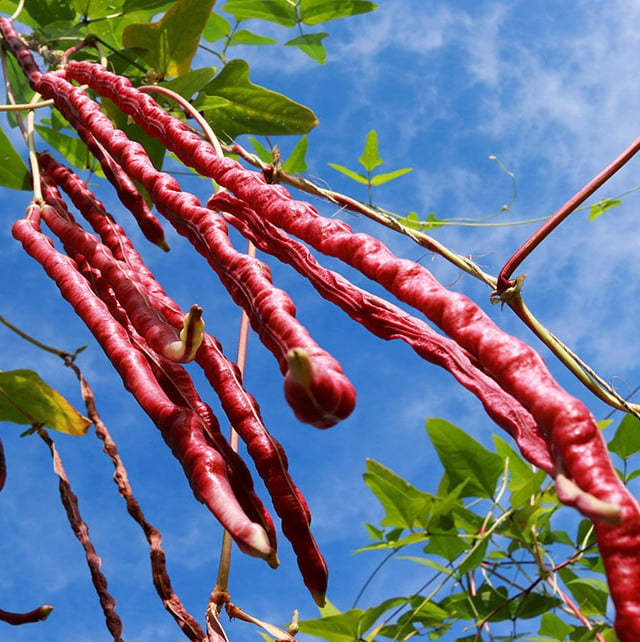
left=123, top=0, right=216, bottom=78
left=0, top=370, right=90, bottom=436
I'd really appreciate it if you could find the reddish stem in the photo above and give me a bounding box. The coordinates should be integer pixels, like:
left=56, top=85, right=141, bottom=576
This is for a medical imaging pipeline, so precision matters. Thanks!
left=496, top=133, right=640, bottom=291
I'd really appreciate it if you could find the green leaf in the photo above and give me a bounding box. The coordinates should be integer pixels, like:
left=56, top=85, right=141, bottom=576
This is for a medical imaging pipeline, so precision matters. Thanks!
left=589, top=198, right=622, bottom=220
left=354, top=529, right=428, bottom=553
left=85, top=3, right=176, bottom=50
left=357, top=597, right=410, bottom=637
left=327, top=162, right=369, bottom=184
left=422, top=529, right=468, bottom=562
left=123, top=0, right=173, bottom=10
left=4, top=55, right=35, bottom=128
left=363, top=458, right=433, bottom=530
left=565, top=577, right=609, bottom=616
left=428, top=480, right=466, bottom=526
left=426, top=418, right=503, bottom=499
left=248, top=137, right=274, bottom=163
left=398, top=211, right=444, bottom=232
left=35, top=125, right=103, bottom=176
left=229, top=29, right=278, bottom=46
left=299, top=0, right=377, bottom=25
left=626, top=467, right=640, bottom=482
left=122, top=0, right=216, bottom=77
left=282, top=135, right=309, bottom=174
left=358, top=129, right=383, bottom=172
left=493, top=435, right=547, bottom=506
left=197, top=60, right=318, bottom=141
left=608, top=413, right=640, bottom=459
left=71, top=0, right=124, bottom=18
left=512, top=592, right=562, bottom=620
left=298, top=608, right=364, bottom=641
left=405, top=596, right=453, bottom=628
left=398, top=555, right=453, bottom=576
left=539, top=612, right=575, bottom=640
left=221, top=0, right=298, bottom=26
left=203, top=11, right=232, bottom=42
left=285, top=32, right=329, bottom=64
left=370, top=167, right=413, bottom=186
left=421, top=212, right=445, bottom=230
left=363, top=522, right=384, bottom=541
left=0, top=128, right=30, bottom=190
left=441, top=584, right=511, bottom=622
left=0, top=370, right=90, bottom=436
left=159, top=67, right=218, bottom=99
left=24, top=0, right=76, bottom=25
left=457, top=538, right=489, bottom=575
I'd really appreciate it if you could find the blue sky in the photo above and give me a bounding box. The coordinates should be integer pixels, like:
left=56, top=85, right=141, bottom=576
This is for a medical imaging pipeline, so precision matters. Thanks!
left=2, top=1, right=640, bottom=640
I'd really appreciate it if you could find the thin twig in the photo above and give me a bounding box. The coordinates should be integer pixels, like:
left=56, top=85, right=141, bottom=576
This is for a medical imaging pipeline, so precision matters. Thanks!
left=212, top=241, right=256, bottom=608
left=0, top=314, right=85, bottom=360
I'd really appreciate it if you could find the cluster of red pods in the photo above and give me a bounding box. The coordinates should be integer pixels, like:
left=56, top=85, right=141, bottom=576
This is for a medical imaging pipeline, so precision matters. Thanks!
left=2, top=17, right=640, bottom=639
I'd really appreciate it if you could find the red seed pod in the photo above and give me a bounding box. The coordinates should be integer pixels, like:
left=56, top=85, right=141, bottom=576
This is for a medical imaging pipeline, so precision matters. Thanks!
left=37, top=182, right=198, bottom=364
left=191, top=333, right=328, bottom=603
left=143, top=347, right=279, bottom=555
left=215, top=193, right=555, bottom=473
left=12, top=207, right=275, bottom=564
left=70, top=138, right=169, bottom=251
left=0, top=604, right=54, bottom=626
left=0, top=19, right=42, bottom=83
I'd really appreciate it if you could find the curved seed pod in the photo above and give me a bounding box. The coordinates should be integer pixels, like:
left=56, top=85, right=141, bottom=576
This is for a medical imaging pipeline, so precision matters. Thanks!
left=193, top=333, right=328, bottom=605
left=0, top=605, right=54, bottom=626
left=0, top=19, right=42, bottom=82
left=12, top=207, right=275, bottom=564
left=214, top=194, right=555, bottom=474
left=63, top=138, right=169, bottom=251
left=144, top=352, right=279, bottom=558
left=37, top=152, right=165, bottom=299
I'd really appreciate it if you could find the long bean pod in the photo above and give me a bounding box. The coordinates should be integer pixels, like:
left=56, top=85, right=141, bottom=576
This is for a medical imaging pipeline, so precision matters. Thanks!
left=12, top=205, right=275, bottom=563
